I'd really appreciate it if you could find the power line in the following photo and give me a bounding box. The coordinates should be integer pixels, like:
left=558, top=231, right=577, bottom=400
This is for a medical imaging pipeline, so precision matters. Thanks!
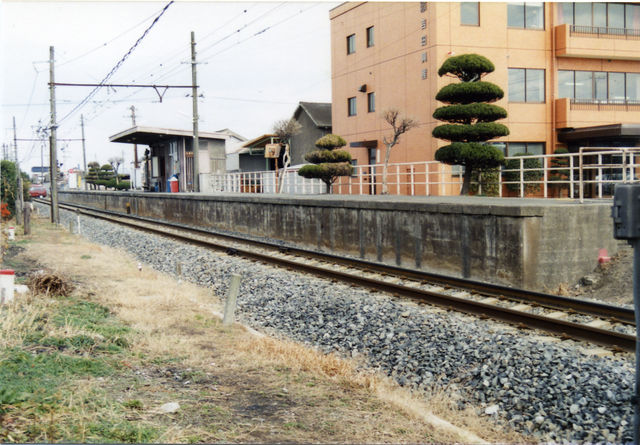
left=57, top=0, right=174, bottom=126
left=127, top=3, right=287, bottom=90
left=57, top=3, right=170, bottom=67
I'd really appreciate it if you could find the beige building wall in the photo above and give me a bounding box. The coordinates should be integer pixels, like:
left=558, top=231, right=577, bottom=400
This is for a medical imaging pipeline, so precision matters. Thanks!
left=330, top=2, right=640, bottom=173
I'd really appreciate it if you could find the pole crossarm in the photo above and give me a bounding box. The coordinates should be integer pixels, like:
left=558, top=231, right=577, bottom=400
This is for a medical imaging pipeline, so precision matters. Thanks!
left=49, top=82, right=194, bottom=88
left=49, top=82, right=195, bottom=103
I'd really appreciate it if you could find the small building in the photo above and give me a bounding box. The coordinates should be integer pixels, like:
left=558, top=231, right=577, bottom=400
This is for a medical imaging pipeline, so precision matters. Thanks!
left=227, top=134, right=279, bottom=174
left=110, top=126, right=245, bottom=192
left=290, top=101, right=332, bottom=165
left=227, top=102, right=332, bottom=174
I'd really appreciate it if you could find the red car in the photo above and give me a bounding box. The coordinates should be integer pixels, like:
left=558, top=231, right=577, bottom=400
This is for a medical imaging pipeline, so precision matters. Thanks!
left=29, top=184, right=47, bottom=198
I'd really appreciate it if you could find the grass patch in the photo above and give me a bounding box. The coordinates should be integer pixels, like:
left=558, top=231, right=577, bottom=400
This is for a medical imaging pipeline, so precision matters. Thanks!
left=80, top=255, right=92, bottom=260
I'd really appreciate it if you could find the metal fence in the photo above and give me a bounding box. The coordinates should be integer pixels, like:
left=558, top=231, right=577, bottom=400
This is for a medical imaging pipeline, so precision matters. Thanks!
left=570, top=24, right=640, bottom=39
left=205, top=148, right=640, bottom=200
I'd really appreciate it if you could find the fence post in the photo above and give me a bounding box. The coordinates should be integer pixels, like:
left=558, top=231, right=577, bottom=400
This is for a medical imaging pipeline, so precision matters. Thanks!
left=410, top=166, right=415, bottom=196
left=597, top=153, right=603, bottom=198
left=543, top=155, right=548, bottom=198
left=570, top=155, right=575, bottom=199
left=519, top=157, right=525, bottom=198
left=426, top=164, right=430, bottom=196
left=223, top=273, right=241, bottom=326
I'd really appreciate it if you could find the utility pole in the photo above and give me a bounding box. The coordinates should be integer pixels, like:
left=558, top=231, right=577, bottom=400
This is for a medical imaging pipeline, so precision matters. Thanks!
left=191, top=31, right=200, bottom=193
left=80, top=115, right=87, bottom=190
left=49, top=46, right=59, bottom=224
left=130, top=105, right=139, bottom=190
left=12, top=117, right=23, bottom=225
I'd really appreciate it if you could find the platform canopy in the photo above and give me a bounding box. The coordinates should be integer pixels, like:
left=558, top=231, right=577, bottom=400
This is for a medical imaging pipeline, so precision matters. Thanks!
left=109, top=126, right=231, bottom=145
left=234, top=133, right=279, bottom=155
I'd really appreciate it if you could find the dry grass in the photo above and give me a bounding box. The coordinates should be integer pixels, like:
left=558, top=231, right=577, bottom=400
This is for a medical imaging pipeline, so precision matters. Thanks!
left=27, top=272, right=74, bottom=296
left=10, top=215, right=528, bottom=443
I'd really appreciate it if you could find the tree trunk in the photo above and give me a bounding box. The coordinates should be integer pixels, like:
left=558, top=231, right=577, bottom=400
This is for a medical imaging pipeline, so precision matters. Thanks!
left=382, top=144, right=392, bottom=195
left=460, top=167, right=472, bottom=195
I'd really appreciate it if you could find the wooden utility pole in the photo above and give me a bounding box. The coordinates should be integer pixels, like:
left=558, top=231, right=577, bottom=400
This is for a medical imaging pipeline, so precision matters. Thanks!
left=81, top=114, right=87, bottom=190
left=12, top=117, right=23, bottom=225
left=191, top=31, right=200, bottom=193
left=49, top=46, right=59, bottom=224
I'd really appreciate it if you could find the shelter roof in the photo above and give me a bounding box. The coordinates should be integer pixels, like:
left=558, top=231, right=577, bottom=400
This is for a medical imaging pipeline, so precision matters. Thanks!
left=109, top=126, right=240, bottom=145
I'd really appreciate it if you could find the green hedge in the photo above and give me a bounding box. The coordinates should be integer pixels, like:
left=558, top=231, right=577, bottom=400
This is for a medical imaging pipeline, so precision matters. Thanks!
left=437, top=54, right=495, bottom=81
left=433, top=103, right=507, bottom=123
left=503, top=153, right=543, bottom=193
left=314, top=134, right=347, bottom=149
left=435, top=81, right=504, bottom=104
left=435, top=142, right=504, bottom=169
left=304, top=149, right=352, bottom=164
left=432, top=122, right=509, bottom=142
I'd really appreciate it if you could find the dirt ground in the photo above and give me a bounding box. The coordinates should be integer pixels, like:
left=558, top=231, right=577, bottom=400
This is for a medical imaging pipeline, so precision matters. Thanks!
left=565, top=243, right=634, bottom=306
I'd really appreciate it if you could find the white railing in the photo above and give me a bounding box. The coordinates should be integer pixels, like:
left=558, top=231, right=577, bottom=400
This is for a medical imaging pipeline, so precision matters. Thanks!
left=206, top=148, right=640, bottom=199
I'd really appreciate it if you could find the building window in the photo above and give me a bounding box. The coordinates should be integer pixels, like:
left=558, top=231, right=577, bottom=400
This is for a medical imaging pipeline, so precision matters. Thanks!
left=507, top=2, right=544, bottom=29
left=558, top=2, right=640, bottom=31
left=421, top=18, right=427, bottom=30
left=348, top=97, right=357, bottom=116
left=366, top=26, right=374, bottom=47
left=347, top=34, right=355, bottom=55
left=422, top=69, right=428, bottom=80
left=461, top=2, right=479, bottom=26
left=367, top=92, right=375, bottom=113
left=421, top=52, right=427, bottom=63
left=421, top=35, right=427, bottom=46
left=490, top=142, right=545, bottom=157
left=509, top=68, right=545, bottom=102
left=559, top=70, right=640, bottom=102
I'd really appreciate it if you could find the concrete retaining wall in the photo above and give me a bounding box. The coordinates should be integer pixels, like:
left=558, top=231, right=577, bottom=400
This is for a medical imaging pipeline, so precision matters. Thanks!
left=58, top=191, right=619, bottom=291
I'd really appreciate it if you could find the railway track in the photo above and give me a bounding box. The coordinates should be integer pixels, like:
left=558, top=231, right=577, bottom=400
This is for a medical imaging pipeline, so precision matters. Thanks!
left=41, top=199, right=636, bottom=352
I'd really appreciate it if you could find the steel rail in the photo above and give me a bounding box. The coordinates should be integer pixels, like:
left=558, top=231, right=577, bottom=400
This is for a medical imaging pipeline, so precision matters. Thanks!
left=49, top=199, right=635, bottom=324
left=46, top=200, right=637, bottom=352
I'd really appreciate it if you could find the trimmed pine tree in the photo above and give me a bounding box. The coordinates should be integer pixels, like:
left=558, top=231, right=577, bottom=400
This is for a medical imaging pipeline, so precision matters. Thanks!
left=298, top=134, right=353, bottom=193
left=432, top=54, right=509, bottom=195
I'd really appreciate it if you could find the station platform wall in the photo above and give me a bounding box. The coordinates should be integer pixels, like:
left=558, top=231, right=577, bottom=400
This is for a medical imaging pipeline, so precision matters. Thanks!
left=58, top=191, right=619, bottom=291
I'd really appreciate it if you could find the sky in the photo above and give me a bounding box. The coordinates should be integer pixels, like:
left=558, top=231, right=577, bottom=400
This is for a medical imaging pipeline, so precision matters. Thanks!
left=0, top=0, right=337, bottom=178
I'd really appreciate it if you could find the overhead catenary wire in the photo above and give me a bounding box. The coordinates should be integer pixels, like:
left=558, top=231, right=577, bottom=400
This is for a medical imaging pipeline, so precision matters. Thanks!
left=78, top=3, right=291, bottom=125
left=57, top=3, right=171, bottom=68
left=57, top=0, right=174, bottom=126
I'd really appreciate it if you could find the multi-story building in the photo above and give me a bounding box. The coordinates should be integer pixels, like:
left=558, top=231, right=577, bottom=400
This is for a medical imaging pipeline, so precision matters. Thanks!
left=330, top=2, right=640, bottom=193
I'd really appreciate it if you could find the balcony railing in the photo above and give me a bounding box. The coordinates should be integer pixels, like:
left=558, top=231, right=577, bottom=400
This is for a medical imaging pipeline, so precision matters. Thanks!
left=570, top=98, right=640, bottom=111
left=570, top=24, right=640, bottom=39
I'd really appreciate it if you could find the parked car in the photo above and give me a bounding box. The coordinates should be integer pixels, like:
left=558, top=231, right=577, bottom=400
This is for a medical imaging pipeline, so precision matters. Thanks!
left=28, top=184, right=47, bottom=198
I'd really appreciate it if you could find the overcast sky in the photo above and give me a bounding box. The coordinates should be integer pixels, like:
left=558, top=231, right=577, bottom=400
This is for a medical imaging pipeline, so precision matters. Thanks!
left=1, top=0, right=336, bottom=177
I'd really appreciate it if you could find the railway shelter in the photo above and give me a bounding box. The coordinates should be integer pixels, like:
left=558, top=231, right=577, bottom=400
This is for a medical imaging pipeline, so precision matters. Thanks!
left=109, top=126, right=245, bottom=193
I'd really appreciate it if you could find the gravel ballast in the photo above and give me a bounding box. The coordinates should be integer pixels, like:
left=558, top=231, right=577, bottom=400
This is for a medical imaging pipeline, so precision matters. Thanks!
left=47, top=204, right=634, bottom=442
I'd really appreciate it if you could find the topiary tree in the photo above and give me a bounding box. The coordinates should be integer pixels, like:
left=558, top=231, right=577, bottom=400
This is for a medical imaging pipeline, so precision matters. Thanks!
left=432, top=54, right=509, bottom=195
left=298, top=134, right=352, bottom=194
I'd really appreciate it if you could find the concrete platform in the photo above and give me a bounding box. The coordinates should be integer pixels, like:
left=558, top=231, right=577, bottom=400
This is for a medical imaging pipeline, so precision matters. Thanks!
left=58, top=191, right=619, bottom=292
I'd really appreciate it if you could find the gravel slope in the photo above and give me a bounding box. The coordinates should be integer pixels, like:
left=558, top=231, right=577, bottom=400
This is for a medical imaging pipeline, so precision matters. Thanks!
left=49, top=205, right=634, bottom=443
